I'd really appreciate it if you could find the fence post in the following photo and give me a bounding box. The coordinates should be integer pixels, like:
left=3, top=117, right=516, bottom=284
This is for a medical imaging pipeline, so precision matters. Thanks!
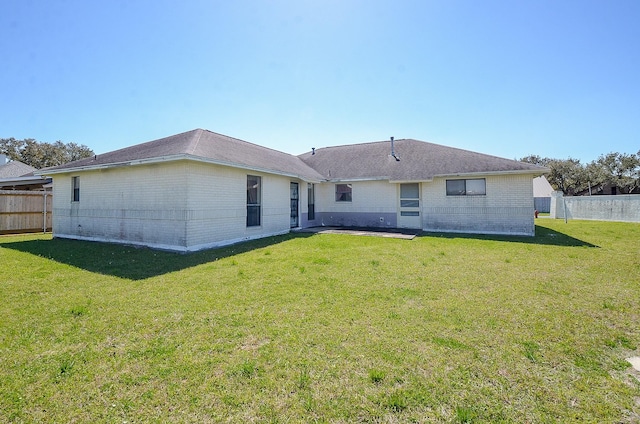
left=43, top=192, right=47, bottom=233
left=550, top=191, right=564, bottom=219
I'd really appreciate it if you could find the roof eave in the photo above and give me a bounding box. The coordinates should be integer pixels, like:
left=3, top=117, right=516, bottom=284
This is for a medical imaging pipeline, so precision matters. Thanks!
left=434, top=168, right=549, bottom=179
left=388, top=178, right=435, bottom=183
left=0, top=176, right=52, bottom=185
left=38, top=155, right=325, bottom=182
left=326, top=176, right=390, bottom=183
left=192, top=155, right=324, bottom=182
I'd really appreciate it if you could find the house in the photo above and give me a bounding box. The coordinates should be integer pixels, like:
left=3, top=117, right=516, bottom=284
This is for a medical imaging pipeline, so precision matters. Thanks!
left=39, top=129, right=547, bottom=252
left=0, top=154, right=52, bottom=191
left=575, top=182, right=640, bottom=196
left=533, top=175, right=554, bottom=213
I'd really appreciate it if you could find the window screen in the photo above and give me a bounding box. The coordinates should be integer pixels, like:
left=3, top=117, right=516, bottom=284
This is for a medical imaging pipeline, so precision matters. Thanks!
left=335, top=184, right=352, bottom=202
left=247, top=175, right=261, bottom=226
left=446, top=179, right=486, bottom=196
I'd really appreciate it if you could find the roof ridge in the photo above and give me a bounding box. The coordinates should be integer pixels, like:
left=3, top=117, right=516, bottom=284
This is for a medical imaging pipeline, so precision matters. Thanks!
left=312, top=138, right=542, bottom=167
left=410, top=140, right=541, bottom=165
left=89, top=128, right=201, bottom=156
left=201, top=129, right=300, bottom=156
left=310, top=140, right=393, bottom=152
left=188, top=128, right=205, bottom=154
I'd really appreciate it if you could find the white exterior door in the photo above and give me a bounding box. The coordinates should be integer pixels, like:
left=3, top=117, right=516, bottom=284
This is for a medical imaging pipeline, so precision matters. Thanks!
left=397, top=183, right=421, bottom=229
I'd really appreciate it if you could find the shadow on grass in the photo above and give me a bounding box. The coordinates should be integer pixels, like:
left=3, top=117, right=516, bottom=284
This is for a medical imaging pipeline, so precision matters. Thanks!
left=419, top=225, right=599, bottom=248
left=1, top=233, right=313, bottom=280
left=1, top=225, right=596, bottom=280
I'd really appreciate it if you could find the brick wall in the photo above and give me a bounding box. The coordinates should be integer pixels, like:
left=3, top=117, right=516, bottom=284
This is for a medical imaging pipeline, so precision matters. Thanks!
left=51, top=160, right=301, bottom=251
left=313, top=180, right=398, bottom=227
left=423, top=174, right=535, bottom=236
left=52, top=162, right=189, bottom=249
left=304, top=175, right=537, bottom=235
left=50, top=161, right=539, bottom=249
left=185, top=162, right=295, bottom=250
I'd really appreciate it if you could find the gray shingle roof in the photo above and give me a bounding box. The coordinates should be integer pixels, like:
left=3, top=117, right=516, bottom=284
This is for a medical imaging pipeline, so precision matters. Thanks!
left=298, top=139, right=546, bottom=181
left=42, top=129, right=325, bottom=181
left=0, top=161, right=37, bottom=178
left=41, top=130, right=546, bottom=182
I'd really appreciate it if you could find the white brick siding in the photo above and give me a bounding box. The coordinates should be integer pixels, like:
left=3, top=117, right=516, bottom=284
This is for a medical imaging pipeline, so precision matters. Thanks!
left=422, top=174, right=535, bottom=236
left=184, top=162, right=297, bottom=249
left=52, top=162, right=189, bottom=249
left=312, top=180, right=398, bottom=227
left=303, top=176, right=535, bottom=235
left=50, top=160, right=537, bottom=250
left=315, top=180, right=397, bottom=214
left=51, top=160, right=301, bottom=251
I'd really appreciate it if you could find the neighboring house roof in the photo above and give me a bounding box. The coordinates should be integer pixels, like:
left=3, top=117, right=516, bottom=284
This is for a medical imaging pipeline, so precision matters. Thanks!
left=0, top=161, right=51, bottom=190
left=533, top=175, right=554, bottom=197
left=39, top=129, right=548, bottom=182
left=0, top=176, right=52, bottom=190
left=40, top=129, right=326, bottom=181
left=0, top=160, right=37, bottom=178
left=298, top=139, right=547, bottom=181
left=0, top=160, right=50, bottom=190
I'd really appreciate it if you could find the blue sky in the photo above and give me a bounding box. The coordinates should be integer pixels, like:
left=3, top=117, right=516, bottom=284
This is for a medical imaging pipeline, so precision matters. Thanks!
left=1, top=0, right=638, bottom=163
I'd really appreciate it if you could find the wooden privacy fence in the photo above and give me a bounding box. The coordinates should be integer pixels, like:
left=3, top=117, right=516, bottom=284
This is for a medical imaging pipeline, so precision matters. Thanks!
left=0, top=190, right=52, bottom=234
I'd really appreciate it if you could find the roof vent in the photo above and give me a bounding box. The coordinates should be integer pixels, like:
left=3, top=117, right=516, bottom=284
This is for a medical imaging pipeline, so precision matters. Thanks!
left=390, top=137, right=400, bottom=161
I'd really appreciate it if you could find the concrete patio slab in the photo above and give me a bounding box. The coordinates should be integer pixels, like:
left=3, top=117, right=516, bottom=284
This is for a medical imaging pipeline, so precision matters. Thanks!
left=294, top=227, right=420, bottom=240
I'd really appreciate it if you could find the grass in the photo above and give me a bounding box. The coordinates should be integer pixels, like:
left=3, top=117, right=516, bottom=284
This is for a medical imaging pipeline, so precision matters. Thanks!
left=1, top=220, right=639, bottom=422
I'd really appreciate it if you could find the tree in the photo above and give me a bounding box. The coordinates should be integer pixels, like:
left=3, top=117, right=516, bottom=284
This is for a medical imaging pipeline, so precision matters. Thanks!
left=583, top=161, right=607, bottom=194
left=546, top=158, right=589, bottom=196
left=521, top=151, right=640, bottom=196
left=595, top=152, right=640, bottom=194
left=0, top=137, right=21, bottom=160
left=635, top=150, right=640, bottom=188
left=66, top=142, right=94, bottom=162
left=520, top=155, right=551, bottom=167
left=0, top=138, right=94, bottom=169
left=521, top=155, right=587, bottom=195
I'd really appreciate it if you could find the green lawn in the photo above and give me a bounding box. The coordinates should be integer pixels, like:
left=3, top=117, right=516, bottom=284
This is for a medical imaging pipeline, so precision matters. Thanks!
left=1, top=220, right=639, bottom=423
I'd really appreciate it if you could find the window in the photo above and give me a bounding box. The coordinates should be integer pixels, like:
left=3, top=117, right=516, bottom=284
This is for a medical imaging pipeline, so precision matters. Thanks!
left=446, top=178, right=486, bottom=196
left=247, top=175, right=261, bottom=227
left=400, top=183, right=420, bottom=207
left=399, top=183, right=420, bottom=221
left=307, top=183, right=315, bottom=220
left=335, top=184, right=352, bottom=202
left=72, top=176, right=80, bottom=202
